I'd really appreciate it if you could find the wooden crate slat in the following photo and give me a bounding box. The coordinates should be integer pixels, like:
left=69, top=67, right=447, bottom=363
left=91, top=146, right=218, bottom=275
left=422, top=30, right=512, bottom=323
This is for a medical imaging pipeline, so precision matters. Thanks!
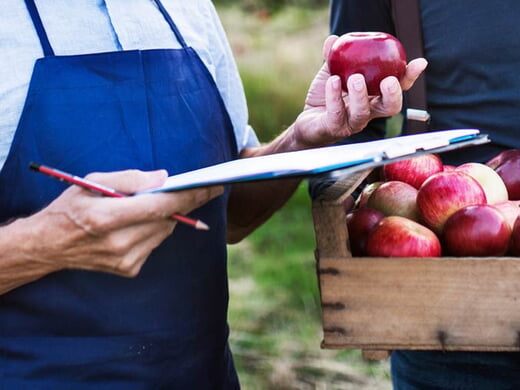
left=318, top=257, right=520, bottom=351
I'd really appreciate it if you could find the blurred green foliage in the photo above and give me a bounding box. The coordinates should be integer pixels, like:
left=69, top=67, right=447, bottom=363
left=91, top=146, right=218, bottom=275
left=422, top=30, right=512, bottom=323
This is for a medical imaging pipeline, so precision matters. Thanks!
left=219, top=4, right=392, bottom=388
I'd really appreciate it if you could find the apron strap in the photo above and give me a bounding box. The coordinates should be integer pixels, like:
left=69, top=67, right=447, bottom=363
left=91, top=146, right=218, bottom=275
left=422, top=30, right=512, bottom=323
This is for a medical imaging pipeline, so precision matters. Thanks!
left=24, top=0, right=187, bottom=55
left=153, top=0, right=188, bottom=48
left=24, top=0, right=55, bottom=57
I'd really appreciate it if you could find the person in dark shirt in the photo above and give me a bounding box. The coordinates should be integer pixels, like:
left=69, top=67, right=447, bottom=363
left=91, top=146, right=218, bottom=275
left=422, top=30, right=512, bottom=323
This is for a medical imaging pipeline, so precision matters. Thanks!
left=329, top=1, right=520, bottom=389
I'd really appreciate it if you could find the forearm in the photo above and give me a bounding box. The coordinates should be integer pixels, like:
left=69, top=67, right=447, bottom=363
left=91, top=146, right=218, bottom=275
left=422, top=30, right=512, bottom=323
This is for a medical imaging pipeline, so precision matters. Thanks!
left=0, top=216, right=59, bottom=295
left=227, top=124, right=309, bottom=244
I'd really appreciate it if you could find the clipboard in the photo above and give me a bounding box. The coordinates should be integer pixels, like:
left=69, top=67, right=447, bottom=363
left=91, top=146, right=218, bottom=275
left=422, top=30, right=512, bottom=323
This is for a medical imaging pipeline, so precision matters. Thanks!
left=140, top=129, right=489, bottom=194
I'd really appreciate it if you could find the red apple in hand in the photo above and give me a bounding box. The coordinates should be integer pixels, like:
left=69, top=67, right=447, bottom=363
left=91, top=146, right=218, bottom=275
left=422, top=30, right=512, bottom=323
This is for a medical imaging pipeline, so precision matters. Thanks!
left=366, top=180, right=419, bottom=221
left=366, top=216, right=441, bottom=257
left=455, top=162, right=508, bottom=204
left=346, top=207, right=385, bottom=256
left=327, top=32, right=407, bottom=96
left=416, top=171, right=487, bottom=234
left=486, top=149, right=520, bottom=200
left=442, top=205, right=511, bottom=256
left=383, top=154, right=444, bottom=189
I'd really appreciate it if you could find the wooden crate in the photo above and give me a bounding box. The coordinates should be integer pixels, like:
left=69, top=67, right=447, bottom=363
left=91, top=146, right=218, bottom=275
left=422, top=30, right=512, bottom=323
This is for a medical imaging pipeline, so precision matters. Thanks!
left=311, top=170, right=520, bottom=359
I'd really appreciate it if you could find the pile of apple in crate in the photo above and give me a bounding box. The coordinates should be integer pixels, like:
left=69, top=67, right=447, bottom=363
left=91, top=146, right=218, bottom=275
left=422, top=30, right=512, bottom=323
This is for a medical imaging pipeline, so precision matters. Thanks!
left=346, top=150, right=520, bottom=259
left=313, top=149, right=520, bottom=355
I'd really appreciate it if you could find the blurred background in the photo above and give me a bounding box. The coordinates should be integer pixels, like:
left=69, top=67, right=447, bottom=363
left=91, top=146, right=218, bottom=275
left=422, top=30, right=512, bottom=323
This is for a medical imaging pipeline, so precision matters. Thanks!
left=214, top=1, right=393, bottom=389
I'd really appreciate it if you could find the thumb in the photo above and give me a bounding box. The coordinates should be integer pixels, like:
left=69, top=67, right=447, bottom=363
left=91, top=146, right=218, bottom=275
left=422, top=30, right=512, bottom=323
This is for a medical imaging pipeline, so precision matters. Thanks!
left=86, top=169, right=168, bottom=194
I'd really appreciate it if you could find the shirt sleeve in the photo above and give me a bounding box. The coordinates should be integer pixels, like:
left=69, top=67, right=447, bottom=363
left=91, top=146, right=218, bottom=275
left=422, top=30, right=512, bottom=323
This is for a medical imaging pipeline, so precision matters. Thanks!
left=204, top=2, right=260, bottom=152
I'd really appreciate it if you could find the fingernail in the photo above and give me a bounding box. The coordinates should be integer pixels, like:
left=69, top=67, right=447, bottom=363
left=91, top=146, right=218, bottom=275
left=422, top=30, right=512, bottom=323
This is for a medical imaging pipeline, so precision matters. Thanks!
left=350, top=74, right=364, bottom=92
left=418, top=58, right=428, bottom=68
left=332, top=76, right=341, bottom=90
left=387, top=77, right=399, bottom=93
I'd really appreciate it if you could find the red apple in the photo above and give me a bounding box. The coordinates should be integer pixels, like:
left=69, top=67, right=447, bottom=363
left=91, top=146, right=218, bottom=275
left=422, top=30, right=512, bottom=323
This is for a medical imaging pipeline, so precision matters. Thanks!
left=443, top=165, right=457, bottom=171
left=354, top=181, right=383, bottom=209
left=366, top=180, right=419, bottom=221
left=383, top=154, right=444, bottom=189
left=455, top=162, right=508, bottom=204
left=509, top=216, right=520, bottom=256
left=416, top=171, right=487, bottom=234
left=486, top=149, right=520, bottom=169
left=492, top=200, right=520, bottom=230
left=442, top=204, right=511, bottom=256
left=366, top=216, right=441, bottom=257
left=346, top=207, right=385, bottom=256
left=486, top=150, right=520, bottom=200
left=327, top=32, right=407, bottom=96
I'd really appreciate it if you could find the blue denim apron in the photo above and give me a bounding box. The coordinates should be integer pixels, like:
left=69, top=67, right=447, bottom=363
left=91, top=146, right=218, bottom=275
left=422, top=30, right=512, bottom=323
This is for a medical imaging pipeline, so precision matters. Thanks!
left=0, top=1, right=239, bottom=388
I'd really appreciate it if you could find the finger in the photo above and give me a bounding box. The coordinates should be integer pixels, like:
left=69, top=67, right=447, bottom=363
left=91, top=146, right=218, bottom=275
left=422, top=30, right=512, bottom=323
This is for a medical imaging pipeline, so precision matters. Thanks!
left=166, top=185, right=225, bottom=215
left=111, top=221, right=176, bottom=277
left=324, top=75, right=346, bottom=128
left=322, top=35, right=339, bottom=61
left=63, top=218, right=176, bottom=276
left=86, top=169, right=168, bottom=194
left=98, top=185, right=224, bottom=225
left=377, top=76, right=403, bottom=116
left=345, top=73, right=371, bottom=132
left=400, top=58, right=428, bottom=91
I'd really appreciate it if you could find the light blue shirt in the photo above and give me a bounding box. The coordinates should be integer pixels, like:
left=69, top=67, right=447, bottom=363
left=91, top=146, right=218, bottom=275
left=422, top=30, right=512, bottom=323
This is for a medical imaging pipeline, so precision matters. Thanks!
left=0, top=0, right=258, bottom=170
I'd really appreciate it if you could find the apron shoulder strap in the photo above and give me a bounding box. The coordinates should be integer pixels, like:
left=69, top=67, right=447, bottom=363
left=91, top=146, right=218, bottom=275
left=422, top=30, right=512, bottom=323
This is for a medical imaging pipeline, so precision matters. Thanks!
left=391, top=0, right=427, bottom=134
left=154, top=0, right=188, bottom=48
left=24, top=0, right=55, bottom=56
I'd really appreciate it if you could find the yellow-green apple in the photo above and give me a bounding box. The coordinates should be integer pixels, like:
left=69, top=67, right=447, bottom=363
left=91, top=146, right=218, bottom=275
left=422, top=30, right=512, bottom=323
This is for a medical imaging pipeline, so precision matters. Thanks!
left=354, top=181, right=384, bottom=209
left=416, top=171, right=487, bottom=234
left=346, top=207, right=385, bottom=256
left=383, top=154, right=444, bottom=189
left=366, top=180, right=419, bottom=221
left=366, top=216, right=441, bottom=257
left=455, top=162, right=508, bottom=204
left=327, top=32, right=407, bottom=96
left=442, top=204, right=511, bottom=256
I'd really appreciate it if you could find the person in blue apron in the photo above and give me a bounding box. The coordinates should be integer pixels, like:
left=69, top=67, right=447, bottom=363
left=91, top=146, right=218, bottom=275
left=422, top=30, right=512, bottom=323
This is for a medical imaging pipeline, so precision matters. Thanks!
left=0, top=1, right=426, bottom=388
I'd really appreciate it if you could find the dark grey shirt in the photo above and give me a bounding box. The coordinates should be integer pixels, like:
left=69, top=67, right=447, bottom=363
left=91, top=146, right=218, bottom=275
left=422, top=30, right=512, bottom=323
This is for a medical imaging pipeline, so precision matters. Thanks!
left=330, top=0, right=520, bottom=165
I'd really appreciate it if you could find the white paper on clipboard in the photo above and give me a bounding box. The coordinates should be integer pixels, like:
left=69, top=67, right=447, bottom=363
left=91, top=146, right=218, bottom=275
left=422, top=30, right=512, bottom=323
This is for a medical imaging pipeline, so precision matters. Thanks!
left=140, top=129, right=489, bottom=194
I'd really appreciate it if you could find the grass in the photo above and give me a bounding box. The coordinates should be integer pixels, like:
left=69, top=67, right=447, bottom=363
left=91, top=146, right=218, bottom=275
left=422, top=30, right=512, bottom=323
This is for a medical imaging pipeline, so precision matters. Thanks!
left=218, top=5, right=392, bottom=388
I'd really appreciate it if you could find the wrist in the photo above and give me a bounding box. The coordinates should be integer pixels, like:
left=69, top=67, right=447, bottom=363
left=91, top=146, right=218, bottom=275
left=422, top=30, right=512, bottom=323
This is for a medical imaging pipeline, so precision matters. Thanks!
left=4, top=215, right=62, bottom=273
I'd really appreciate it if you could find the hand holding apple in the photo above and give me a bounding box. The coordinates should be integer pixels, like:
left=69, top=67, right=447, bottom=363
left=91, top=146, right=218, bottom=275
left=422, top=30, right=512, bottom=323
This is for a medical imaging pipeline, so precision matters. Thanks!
left=291, top=36, right=427, bottom=149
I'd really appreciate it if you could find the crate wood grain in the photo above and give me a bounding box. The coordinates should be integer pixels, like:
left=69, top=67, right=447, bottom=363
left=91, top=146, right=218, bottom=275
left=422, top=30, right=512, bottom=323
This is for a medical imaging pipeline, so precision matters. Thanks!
left=311, top=170, right=520, bottom=357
